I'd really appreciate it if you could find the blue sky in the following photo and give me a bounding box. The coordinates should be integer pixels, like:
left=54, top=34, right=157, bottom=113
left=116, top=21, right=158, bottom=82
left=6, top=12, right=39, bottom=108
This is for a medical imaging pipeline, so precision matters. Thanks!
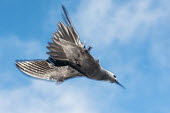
left=0, top=0, right=170, bottom=113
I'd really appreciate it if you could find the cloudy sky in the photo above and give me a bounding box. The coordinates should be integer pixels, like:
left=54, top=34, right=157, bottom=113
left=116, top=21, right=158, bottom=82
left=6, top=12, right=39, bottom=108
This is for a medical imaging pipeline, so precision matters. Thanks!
left=0, top=0, right=170, bottom=113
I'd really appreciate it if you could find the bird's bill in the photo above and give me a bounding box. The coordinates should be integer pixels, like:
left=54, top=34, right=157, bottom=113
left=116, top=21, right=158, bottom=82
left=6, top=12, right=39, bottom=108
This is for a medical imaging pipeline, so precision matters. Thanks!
left=115, top=80, right=126, bottom=89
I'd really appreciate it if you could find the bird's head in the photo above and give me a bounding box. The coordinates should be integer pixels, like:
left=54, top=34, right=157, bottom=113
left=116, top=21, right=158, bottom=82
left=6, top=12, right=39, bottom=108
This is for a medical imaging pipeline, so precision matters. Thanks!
left=105, top=70, right=125, bottom=89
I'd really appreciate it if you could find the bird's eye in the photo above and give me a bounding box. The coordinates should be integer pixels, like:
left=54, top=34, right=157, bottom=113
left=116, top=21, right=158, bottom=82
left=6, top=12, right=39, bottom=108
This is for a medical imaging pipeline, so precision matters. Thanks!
left=113, top=75, right=116, bottom=78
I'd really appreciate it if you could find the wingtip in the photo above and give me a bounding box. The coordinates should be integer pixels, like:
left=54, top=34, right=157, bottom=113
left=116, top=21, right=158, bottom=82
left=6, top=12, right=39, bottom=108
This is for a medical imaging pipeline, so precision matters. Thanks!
left=15, top=60, right=23, bottom=68
left=61, top=5, right=66, bottom=11
left=61, top=5, right=72, bottom=27
left=61, top=5, right=67, bottom=15
left=15, top=62, right=19, bottom=68
left=15, top=61, right=23, bottom=71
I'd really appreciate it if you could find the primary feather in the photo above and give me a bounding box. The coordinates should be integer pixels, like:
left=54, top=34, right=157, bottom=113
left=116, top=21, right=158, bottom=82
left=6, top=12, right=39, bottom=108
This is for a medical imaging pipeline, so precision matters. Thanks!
left=16, top=60, right=83, bottom=82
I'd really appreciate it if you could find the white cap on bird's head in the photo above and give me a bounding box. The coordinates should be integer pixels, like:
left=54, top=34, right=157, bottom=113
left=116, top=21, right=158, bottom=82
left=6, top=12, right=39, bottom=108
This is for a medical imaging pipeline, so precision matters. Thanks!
left=105, top=70, right=126, bottom=89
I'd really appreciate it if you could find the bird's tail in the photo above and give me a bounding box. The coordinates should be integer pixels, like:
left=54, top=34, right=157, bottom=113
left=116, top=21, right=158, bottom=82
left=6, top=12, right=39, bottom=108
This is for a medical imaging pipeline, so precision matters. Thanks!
left=16, top=60, right=56, bottom=80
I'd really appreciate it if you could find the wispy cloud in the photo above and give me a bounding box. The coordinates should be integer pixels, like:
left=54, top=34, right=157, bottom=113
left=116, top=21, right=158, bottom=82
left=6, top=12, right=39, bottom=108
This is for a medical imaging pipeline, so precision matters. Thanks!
left=150, top=37, right=170, bottom=69
left=74, top=0, right=168, bottom=46
left=0, top=80, right=97, bottom=113
left=1, top=0, right=170, bottom=113
left=0, top=35, right=46, bottom=60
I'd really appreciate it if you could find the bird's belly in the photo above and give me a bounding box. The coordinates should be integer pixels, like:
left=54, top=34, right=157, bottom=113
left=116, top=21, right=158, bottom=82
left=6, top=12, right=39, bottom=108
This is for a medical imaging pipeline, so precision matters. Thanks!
left=82, top=65, right=102, bottom=79
left=89, top=73, right=106, bottom=81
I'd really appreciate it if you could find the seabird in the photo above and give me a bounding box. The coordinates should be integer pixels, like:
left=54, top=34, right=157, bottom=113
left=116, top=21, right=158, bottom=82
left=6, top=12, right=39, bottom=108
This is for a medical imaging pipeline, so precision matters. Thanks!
left=16, top=5, right=125, bottom=89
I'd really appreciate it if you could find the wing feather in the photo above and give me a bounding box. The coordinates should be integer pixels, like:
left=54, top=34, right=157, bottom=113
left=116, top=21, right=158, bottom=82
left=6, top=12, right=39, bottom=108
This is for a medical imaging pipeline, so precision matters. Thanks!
left=16, top=60, right=83, bottom=82
left=52, top=5, right=84, bottom=48
left=47, top=6, right=86, bottom=62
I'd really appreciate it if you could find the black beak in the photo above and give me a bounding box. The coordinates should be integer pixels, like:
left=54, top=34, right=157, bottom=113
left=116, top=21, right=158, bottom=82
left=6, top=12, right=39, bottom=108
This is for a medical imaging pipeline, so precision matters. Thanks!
left=115, top=80, right=126, bottom=89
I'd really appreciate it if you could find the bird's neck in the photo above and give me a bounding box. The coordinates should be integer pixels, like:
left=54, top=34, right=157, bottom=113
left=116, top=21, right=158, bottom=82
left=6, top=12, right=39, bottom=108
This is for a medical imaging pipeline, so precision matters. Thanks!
left=92, top=67, right=112, bottom=81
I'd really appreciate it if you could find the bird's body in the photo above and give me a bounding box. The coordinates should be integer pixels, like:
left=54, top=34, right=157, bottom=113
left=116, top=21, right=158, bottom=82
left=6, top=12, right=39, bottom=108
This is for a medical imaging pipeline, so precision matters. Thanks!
left=16, top=6, right=125, bottom=88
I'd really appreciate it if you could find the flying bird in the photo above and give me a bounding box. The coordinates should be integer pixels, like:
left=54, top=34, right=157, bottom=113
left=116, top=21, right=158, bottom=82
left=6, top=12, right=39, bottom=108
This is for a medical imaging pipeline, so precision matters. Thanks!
left=16, top=5, right=125, bottom=89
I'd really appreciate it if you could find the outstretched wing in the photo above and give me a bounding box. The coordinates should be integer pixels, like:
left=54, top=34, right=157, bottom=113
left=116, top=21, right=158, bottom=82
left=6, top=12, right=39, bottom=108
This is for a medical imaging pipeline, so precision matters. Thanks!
left=47, top=5, right=87, bottom=64
left=16, top=60, right=83, bottom=82
left=47, top=6, right=99, bottom=77
left=53, top=5, right=84, bottom=48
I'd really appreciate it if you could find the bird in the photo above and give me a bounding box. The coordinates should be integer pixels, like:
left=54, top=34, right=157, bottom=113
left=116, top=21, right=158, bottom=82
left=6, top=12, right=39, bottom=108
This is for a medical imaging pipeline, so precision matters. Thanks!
left=16, top=5, right=125, bottom=89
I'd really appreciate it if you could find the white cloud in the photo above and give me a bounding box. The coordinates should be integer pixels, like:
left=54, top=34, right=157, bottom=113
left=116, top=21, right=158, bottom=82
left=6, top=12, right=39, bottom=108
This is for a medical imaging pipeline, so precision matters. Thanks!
left=0, top=80, right=97, bottom=113
left=1, top=0, right=170, bottom=113
left=150, top=38, right=170, bottom=69
left=74, top=0, right=168, bottom=47
left=0, top=35, right=46, bottom=60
